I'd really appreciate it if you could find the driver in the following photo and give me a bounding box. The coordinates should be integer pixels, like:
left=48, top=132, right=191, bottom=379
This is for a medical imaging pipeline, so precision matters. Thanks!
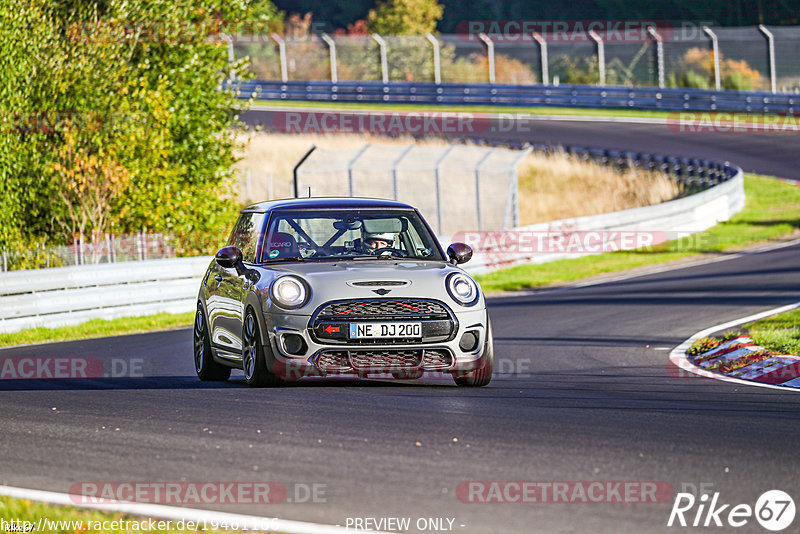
left=363, top=231, right=396, bottom=254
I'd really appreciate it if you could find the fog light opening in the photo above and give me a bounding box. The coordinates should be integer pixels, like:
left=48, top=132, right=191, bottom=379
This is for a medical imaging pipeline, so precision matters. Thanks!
left=282, top=333, right=307, bottom=356
left=459, top=331, right=480, bottom=352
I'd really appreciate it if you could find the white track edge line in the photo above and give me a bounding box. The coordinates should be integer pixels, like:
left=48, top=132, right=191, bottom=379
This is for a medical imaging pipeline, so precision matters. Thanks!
left=0, top=485, right=379, bottom=534
left=669, top=301, right=800, bottom=392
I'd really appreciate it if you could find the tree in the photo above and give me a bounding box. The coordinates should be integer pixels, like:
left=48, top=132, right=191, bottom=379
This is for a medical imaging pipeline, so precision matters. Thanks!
left=367, top=0, right=443, bottom=35
left=0, top=0, right=284, bottom=258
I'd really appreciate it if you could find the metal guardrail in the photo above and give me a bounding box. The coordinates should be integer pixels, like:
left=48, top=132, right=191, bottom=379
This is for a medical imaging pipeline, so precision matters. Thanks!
left=0, top=257, right=212, bottom=334
left=236, top=79, right=799, bottom=114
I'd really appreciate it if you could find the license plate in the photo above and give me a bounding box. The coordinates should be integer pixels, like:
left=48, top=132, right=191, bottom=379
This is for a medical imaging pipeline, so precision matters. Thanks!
left=349, top=322, right=422, bottom=339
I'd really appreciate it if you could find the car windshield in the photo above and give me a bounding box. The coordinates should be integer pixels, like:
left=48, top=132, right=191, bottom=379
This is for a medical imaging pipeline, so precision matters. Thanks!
left=260, top=209, right=444, bottom=262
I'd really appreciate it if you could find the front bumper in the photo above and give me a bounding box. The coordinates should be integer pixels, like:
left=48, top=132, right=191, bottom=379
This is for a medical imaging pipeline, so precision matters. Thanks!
left=264, top=307, right=489, bottom=380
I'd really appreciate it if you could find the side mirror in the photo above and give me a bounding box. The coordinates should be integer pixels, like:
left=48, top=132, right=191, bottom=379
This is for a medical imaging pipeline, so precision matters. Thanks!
left=215, top=246, right=243, bottom=269
left=447, top=243, right=473, bottom=265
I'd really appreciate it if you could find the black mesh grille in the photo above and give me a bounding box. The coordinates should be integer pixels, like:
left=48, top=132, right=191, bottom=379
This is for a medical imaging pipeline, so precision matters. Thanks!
left=317, top=299, right=449, bottom=320
left=349, top=349, right=423, bottom=370
left=422, top=349, right=454, bottom=369
left=316, top=351, right=349, bottom=372
left=313, top=348, right=454, bottom=373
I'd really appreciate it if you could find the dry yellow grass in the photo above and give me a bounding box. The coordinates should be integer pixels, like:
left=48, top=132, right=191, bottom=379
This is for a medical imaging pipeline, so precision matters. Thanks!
left=517, top=150, right=680, bottom=225
left=235, top=133, right=679, bottom=225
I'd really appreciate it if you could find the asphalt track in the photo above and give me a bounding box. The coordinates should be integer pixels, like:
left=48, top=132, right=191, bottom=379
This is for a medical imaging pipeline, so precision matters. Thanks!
left=242, top=107, right=800, bottom=180
left=2, top=112, right=800, bottom=533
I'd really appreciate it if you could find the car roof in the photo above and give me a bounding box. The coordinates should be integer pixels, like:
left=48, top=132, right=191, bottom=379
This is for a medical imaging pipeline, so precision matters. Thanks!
left=242, top=197, right=416, bottom=213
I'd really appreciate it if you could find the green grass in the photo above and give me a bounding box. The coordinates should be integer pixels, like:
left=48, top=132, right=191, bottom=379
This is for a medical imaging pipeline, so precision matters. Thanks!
left=745, top=309, right=800, bottom=355
left=476, top=174, right=800, bottom=292
left=256, top=99, right=776, bottom=122
left=0, top=495, right=241, bottom=533
left=0, top=312, right=194, bottom=348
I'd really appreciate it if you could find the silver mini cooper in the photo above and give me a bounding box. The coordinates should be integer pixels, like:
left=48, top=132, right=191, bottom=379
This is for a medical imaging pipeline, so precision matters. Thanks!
left=194, top=198, right=493, bottom=387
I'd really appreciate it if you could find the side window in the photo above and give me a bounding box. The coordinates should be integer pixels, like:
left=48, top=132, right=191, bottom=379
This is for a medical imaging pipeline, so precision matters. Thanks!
left=228, top=212, right=265, bottom=263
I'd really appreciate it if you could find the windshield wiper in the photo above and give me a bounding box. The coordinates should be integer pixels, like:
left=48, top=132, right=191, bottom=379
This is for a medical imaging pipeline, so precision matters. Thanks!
left=264, top=256, right=306, bottom=263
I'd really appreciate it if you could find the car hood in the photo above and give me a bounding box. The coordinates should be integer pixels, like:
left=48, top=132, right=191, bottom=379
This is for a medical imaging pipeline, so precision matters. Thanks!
left=255, top=260, right=483, bottom=314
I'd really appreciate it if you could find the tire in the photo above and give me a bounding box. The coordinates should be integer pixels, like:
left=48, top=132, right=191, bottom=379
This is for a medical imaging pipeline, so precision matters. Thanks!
left=453, top=320, right=494, bottom=387
left=194, top=303, right=231, bottom=382
left=242, top=308, right=283, bottom=388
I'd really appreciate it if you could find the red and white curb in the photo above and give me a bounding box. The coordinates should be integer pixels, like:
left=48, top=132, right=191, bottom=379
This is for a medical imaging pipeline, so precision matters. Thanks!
left=670, top=301, right=800, bottom=391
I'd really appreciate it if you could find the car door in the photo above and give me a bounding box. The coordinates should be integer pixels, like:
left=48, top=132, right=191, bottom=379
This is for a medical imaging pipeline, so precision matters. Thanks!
left=210, top=211, right=266, bottom=356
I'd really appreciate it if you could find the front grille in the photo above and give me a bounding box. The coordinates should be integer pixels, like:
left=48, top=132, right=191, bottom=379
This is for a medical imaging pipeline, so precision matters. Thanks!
left=316, top=351, right=350, bottom=372
left=312, top=348, right=454, bottom=373
left=350, top=349, right=422, bottom=370
left=316, top=299, right=450, bottom=320
left=422, top=349, right=454, bottom=369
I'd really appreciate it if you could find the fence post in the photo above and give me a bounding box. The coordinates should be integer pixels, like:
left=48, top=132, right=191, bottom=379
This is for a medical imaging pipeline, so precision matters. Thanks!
left=220, top=33, right=235, bottom=83
left=425, top=33, right=441, bottom=84
left=434, top=146, right=456, bottom=235
left=646, top=26, right=665, bottom=89
left=391, top=145, right=414, bottom=200
left=758, top=25, right=777, bottom=94
left=320, top=33, right=338, bottom=84
left=347, top=145, right=371, bottom=197
left=293, top=145, right=317, bottom=198
left=506, top=147, right=532, bottom=229
left=531, top=32, right=549, bottom=85
left=474, top=148, right=496, bottom=231
left=371, top=33, right=389, bottom=84
left=2, top=247, right=6, bottom=272
left=478, top=33, right=495, bottom=83
left=588, top=30, right=605, bottom=86
left=703, top=26, right=721, bottom=91
left=271, top=33, right=288, bottom=82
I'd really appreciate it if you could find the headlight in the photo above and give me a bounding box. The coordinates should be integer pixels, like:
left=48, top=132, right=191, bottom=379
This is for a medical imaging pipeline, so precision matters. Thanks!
left=446, top=272, right=480, bottom=306
left=271, top=276, right=309, bottom=309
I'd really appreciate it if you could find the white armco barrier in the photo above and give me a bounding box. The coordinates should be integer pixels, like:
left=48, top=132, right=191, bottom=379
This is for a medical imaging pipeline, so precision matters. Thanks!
left=0, top=168, right=744, bottom=333
left=455, top=167, right=745, bottom=275
left=0, top=256, right=212, bottom=334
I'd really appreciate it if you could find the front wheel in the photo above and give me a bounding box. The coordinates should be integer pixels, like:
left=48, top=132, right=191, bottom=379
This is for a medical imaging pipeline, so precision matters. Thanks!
left=194, top=303, right=231, bottom=382
left=242, top=308, right=283, bottom=388
left=453, top=321, right=494, bottom=387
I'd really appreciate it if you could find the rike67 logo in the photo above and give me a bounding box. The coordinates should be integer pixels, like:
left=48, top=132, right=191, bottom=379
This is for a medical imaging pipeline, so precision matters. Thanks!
left=668, top=490, right=795, bottom=531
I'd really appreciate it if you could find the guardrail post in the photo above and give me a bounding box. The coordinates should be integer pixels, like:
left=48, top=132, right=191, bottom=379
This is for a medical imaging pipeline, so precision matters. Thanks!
left=320, top=33, right=338, bottom=84
left=371, top=33, right=389, bottom=84
left=531, top=32, right=549, bottom=85
left=434, top=146, right=456, bottom=234
left=391, top=145, right=414, bottom=200
left=758, top=25, right=777, bottom=94
left=271, top=33, right=288, bottom=83
left=293, top=145, right=317, bottom=198
left=474, top=148, right=496, bottom=231
left=425, top=33, right=441, bottom=84
left=588, top=30, right=605, bottom=86
left=703, top=26, right=721, bottom=91
left=347, top=145, right=371, bottom=197
left=478, top=33, right=496, bottom=83
left=646, top=26, right=665, bottom=89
